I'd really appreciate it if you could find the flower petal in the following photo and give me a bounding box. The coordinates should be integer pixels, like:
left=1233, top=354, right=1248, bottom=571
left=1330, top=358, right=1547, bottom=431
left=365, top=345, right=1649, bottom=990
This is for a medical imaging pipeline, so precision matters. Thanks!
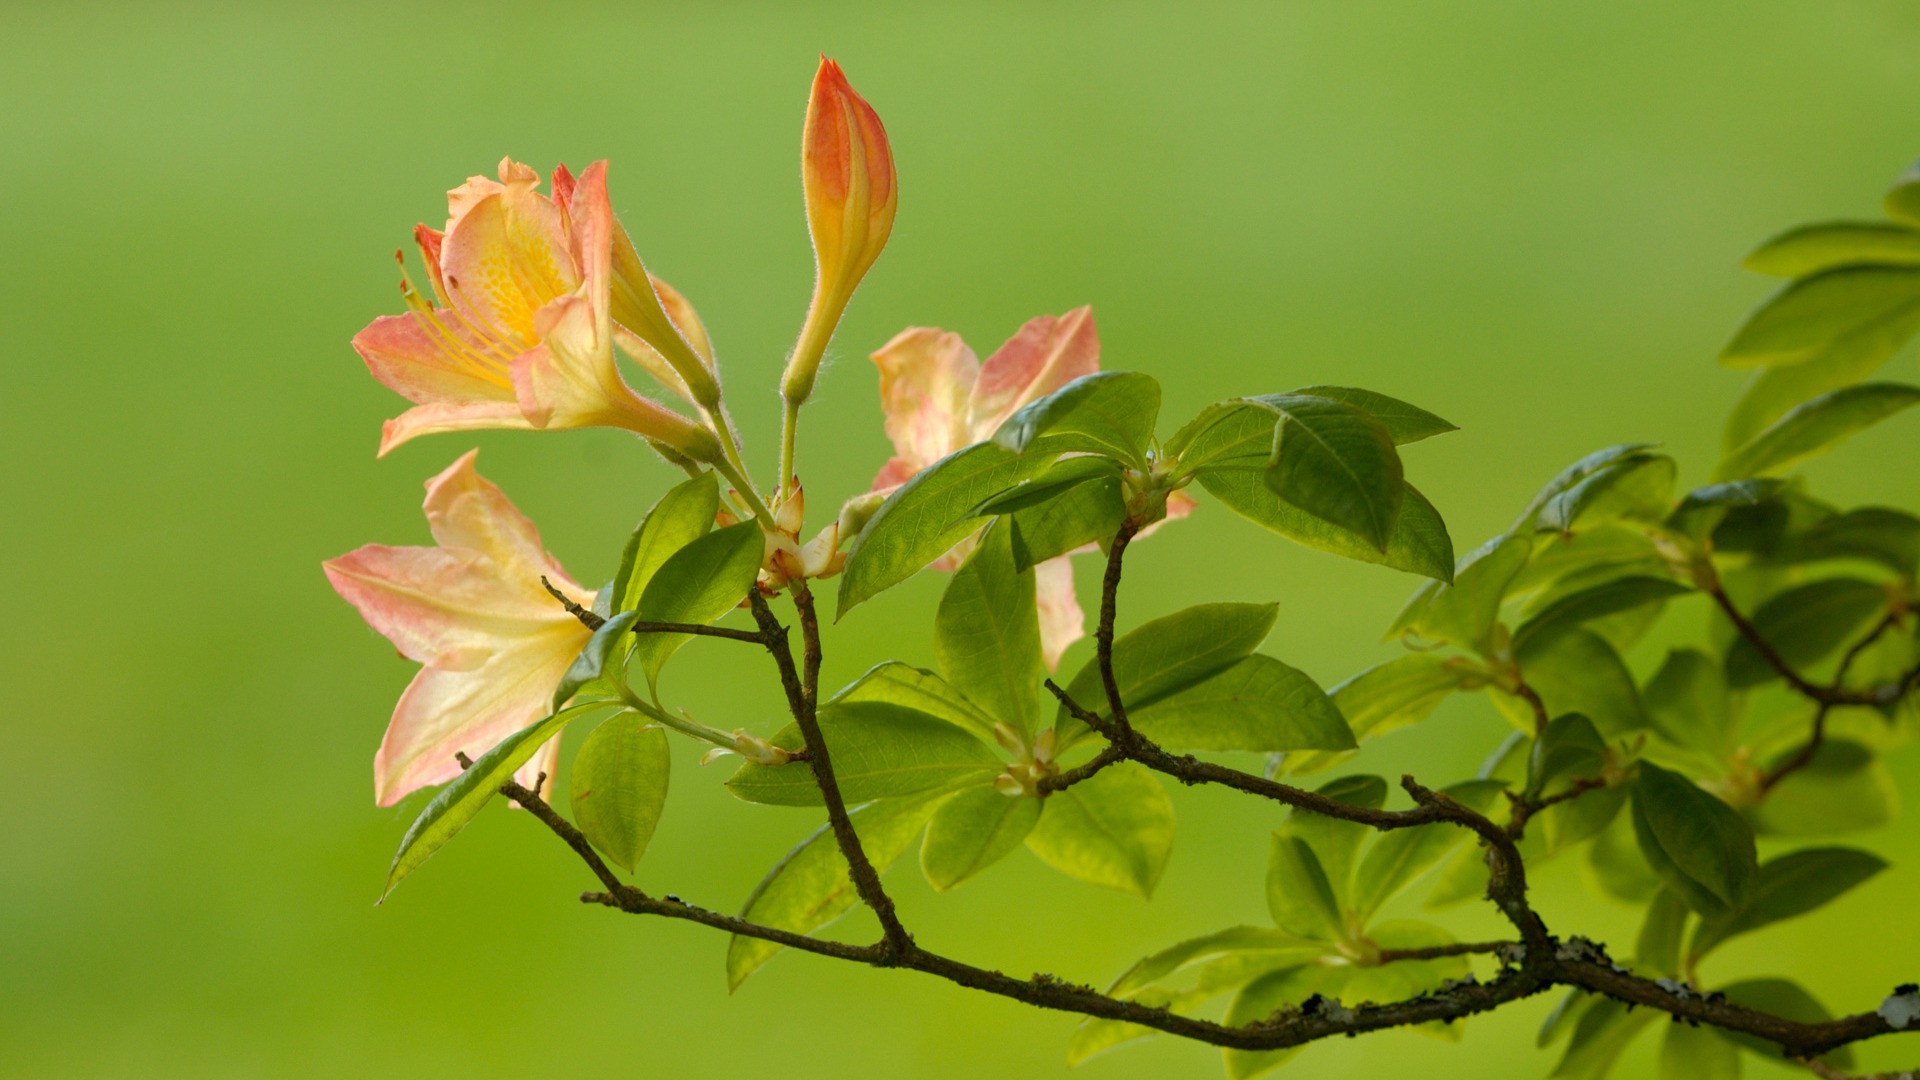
left=419, top=449, right=578, bottom=587
left=966, top=306, right=1101, bottom=437
left=871, top=326, right=978, bottom=473
left=378, top=400, right=533, bottom=457
left=1034, top=556, right=1087, bottom=672
left=353, top=314, right=517, bottom=407
left=372, top=625, right=583, bottom=805
left=440, top=158, right=575, bottom=351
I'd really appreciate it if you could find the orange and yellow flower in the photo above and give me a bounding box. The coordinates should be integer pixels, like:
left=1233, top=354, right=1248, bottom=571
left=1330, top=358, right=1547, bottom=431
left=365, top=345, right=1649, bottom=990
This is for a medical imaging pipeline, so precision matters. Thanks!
left=324, top=451, right=593, bottom=806
left=353, top=159, right=719, bottom=461
left=865, top=307, right=1195, bottom=668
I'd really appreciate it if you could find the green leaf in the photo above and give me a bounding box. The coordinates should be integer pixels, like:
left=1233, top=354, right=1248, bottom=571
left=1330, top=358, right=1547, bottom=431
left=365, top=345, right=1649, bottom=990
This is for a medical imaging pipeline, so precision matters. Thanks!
left=612, top=472, right=718, bottom=613
left=919, top=785, right=1042, bottom=892
left=1535, top=452, right=1677, bottom=534
left=1779, top=506, right=1920, bottom=578
left=1631, top=762, right=1758, bottom=916
left=1719, top=267, right=1920, bottom=370
left=1644, top=648, right=1736, bottom=759
left=970, top=455, right=1122, bottom=515
left=828, top=661, right=1000, bottom=744
left=1888, top=159, right=1920, bottom=225
left=934, top=525, right=1046, bottom=733
left=1221, top=966, right=1346, bottom=1080
left=1349, top=780, right=1505, bottom=921
left=1668, top=479, right=1788, bottom=540
left=381, top=704, right=601, bottom=900
left=1250, top=393, right=1405, bottom=551
left=1529, top=713, right=1608, bottom=799
left=1723, top=347, right=1894, bottom=455
left=1723, top=577, right=1886, bottom=689
left=1540, top=783, right=1627, bottom=855
left=1660, top=1018, right=1740, bottom=1080
left=1283, top=654, right=1473, bottom=776
left=1517, top=444, right=1661, bottom=532
left=1199, top=469, right=1454, bottom=581
left=1586, top=807, right=1662, bottom=905
left=1287, top=385, right=1458, bottom=444
left=1552, top=996, right=1659, bottom=1080
left=1065, top=985, right=1209, bottom=1066
left=726, top=795, right=940, bottom=989
left=725, top=702, right=1003, bottom=806
left=1166, top=400, right=1277, bottom=474
left=1054, top=602, right=1277, bottom=747
left=837, top=442, right=1053, bottom=616
left=1512, top=576, right=1690, bottom=653
left=1751, top=739, right=1900, bottom=835
left=1389, top=533, right=1532, bottom=655
left=1026, top=763, right=1174, bottom=897
left=1110, top=926, right=1324, bottom=997
left=1126, top=655, right=1353, bottom=753
left=1635, top=889, right=1689, bottom=977
left=1507, top=628, right=1648, bottom=737
left=569, top=716, right=670, bottom=874
left=991, top=371, right=1161, bottom=465
left=630, top=520, right=763, bottom=689
left=1279, top=774, right=1386, bottom=924
left=553, top=610, right=640, bottom=710
left=1711, top=979, right=1852, bottom=1068
left=1007, top=475, right=1126, bottom=570
left=1716, top=382, right=1920, bottom=480
left=1688, top=847, right=1887, bottom=961
left=1743, top=221, right=1920, bottom=277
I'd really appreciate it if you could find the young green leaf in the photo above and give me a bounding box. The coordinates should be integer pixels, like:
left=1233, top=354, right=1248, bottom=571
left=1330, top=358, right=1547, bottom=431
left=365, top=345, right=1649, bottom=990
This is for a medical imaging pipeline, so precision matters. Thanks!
left=1751, top=739, right=1899, bottom=836
left=381, top=703, right=603, bottom=900
left=1710, top=979, right=1853, bottom=1068
left=726, top=794, right=942, bottom=989
left=828, top=661, right=1001, bottom=744
left=1535, top=452, right=1676, bottom=534
left=630, top=520, right=763, bottom=689
left=1511, top=576, right=1690, bottom=653
left=1026, top=763, right=1174, bottom=897
left=1287, top=385, right=1458, bottom=444
left=970, top=455, right=1122, bottom=515
left=1715, top=381, right=1920, bottom=480
left=1348, top=780, right=1505, bottom=922
left=1635, top=889, right=1689, bottom=977
left=1659, top=1017, right=1740, bottom=1080
left=553, top=610, right=640, bottom=710
left=1688, top=846, right=1887, bottom=961
left=1540, top=784, right=1627, bottom=855
left=934, top=525, right=1046, bottom=733
left=1516, top=444, right=1660, bottom=532
left=726, top=701, right=1003, bottom=806
left=1222, top=965, right=1345, bottom=1080
left=1742, top=221, right=1920, bottom=277
left=1065, top=985, right=1209, bottom=1066
left=1506, top=628, right=1648, bottom=737
left=1643, top=648, right=1737, bottom=760
left=1280, top=774, right=1387, bottom=922
left=1719, top=266, right=1920, bottom=370
left=1667, top=478, right=1788, bottom=540
left=1125, top=655, right=1353, bottom=753
left=1109, top=925, right=1324, bottom=998
left=919, top=785, right=1043, bottom=891
left=1528, top=713, right=1607, bottom=799
left=1264, top=833, right=1344, bottom=943
left=1631, top=762, right=1758, bottom=916
left=837, top=441, right=1054, bottom=616
left=1722, top=577, right=1886, bottom=689
left=1007, top=475, right=1127, bottom=569
left=990, top=371, right=1161, bottom=466
left=1250, top=393, right=1405, bottom=551
left=1722, top=347, right=1892, bottom=456
left=1779, top=506, right=1920, bottom=578
left=1388, top=533, right=1531, bottom=655
left=569, top=716, right=670, bottom=874
left=612, top=471, right=719, bottom=613
left=1166, top=400, right=1279, bottom=474
left=1198, top=469, right=1454, bottom=581
left=1282, top=654, right=1472, bottom=776
left=1053, top=602, right=1277, bottom=746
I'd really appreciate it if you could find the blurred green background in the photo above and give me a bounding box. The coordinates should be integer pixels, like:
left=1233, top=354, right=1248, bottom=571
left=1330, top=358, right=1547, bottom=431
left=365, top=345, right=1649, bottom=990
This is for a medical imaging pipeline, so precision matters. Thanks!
left=7, top=1, right=1920, bottom=1076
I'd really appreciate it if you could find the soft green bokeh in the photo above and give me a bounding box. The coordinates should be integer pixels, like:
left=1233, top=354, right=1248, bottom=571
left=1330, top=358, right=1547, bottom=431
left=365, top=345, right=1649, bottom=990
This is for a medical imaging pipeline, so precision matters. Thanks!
left=6, top=2, right=1920, bottom=1076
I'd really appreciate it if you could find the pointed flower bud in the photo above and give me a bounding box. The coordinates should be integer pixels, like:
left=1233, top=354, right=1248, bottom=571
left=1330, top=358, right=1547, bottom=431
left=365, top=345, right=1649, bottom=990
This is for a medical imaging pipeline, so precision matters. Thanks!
left=783, top=57, right=898, bottom=406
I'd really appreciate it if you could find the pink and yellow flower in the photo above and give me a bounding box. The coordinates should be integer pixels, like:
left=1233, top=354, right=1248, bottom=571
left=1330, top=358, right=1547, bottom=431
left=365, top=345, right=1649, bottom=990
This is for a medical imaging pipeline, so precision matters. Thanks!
left=866, top=307, right=1195, bottom=668
left=324, top=451, right=593, bottom=806
left=353, top=159, right=719, bottom=461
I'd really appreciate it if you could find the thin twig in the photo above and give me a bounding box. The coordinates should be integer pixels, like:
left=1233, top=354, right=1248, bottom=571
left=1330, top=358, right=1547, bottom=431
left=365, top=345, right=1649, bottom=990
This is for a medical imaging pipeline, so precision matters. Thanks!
left=1763, top=612, right=1900, bottom=792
